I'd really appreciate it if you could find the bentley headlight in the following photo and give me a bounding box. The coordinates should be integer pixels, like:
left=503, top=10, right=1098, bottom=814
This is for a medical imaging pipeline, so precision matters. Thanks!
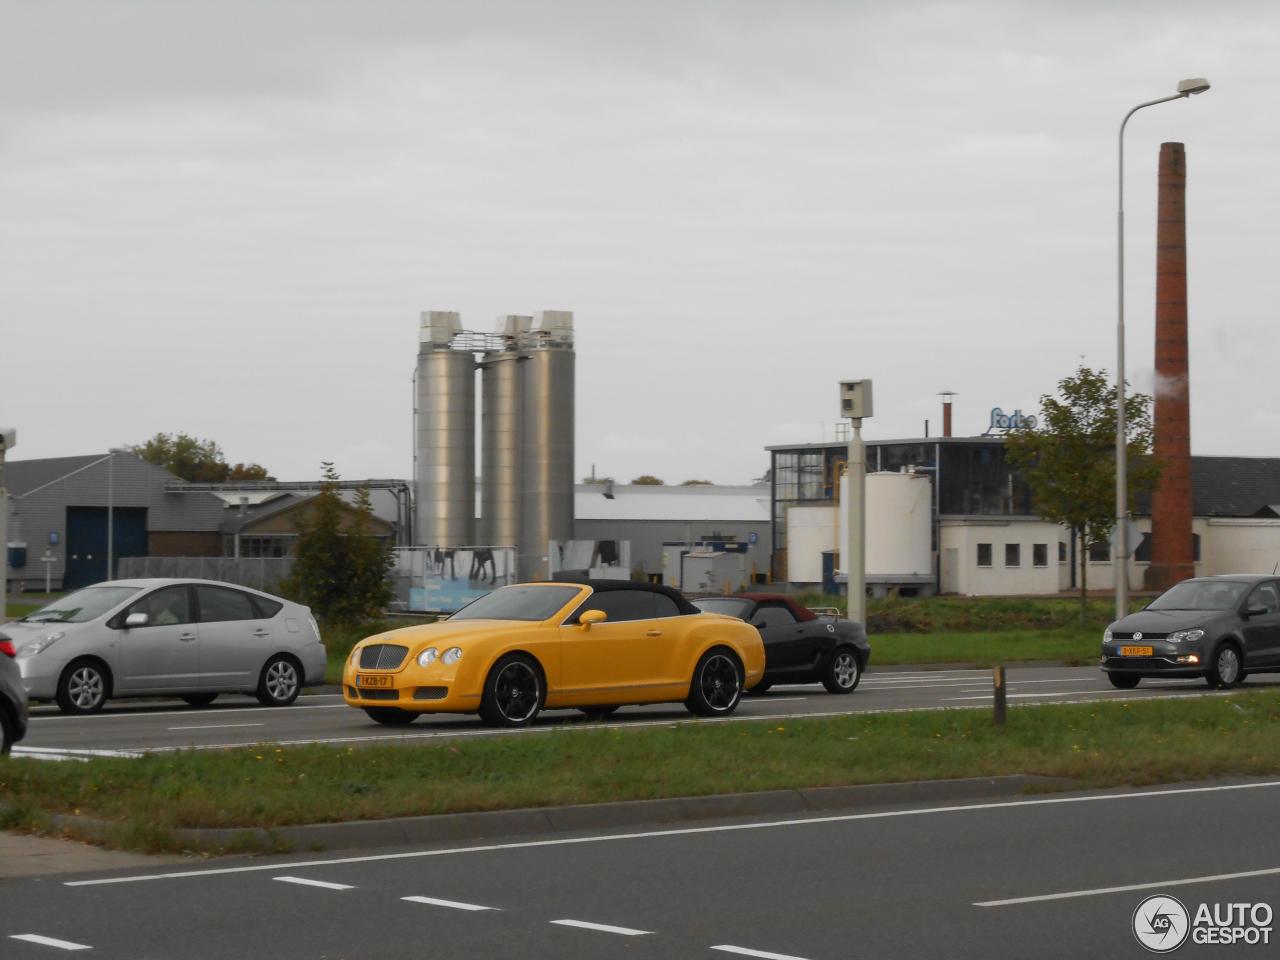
left=417, top=647, right=439, bottom=667
left=20, top=632, right=64, bottom=656
left=1168, top=629, right=1204, bottom=643
left=441, top=647, right=464, bottom=665
left=1103, top=628, right=1113, bottom=643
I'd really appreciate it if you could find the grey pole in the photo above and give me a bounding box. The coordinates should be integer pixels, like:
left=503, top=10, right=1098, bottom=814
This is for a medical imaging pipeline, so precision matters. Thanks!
left=106, top=451, right=114, bottom=583
left=0, top=431, right=13, bottom=618
left=1115, top=79, right=1209, bottom=622
left=846, top=419, right=866, bottom=625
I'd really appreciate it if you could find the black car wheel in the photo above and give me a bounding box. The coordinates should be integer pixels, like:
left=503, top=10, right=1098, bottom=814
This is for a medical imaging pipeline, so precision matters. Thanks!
left=0, top=708, right=13, bottom=755
left=55, top=659, right=111, bottom=715
left=822, top=647, right=862, bottom=694
left=182, top=693, right=219, bottom=707
left=576, top=706, right=620, bottom=721
left=256, top=655, right=301, bottom=706
left=1206, top=643, right=1243, bottom=689
left=1107, top=673, right=1140, bottom=690
left=364, top=707, right=419, bottom=726
left=685, top=648, right=744, bottom=717
left=479, top=654, right=545, bottom=727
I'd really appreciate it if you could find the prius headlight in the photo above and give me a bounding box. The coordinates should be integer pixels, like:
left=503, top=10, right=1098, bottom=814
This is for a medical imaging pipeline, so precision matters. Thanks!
left=417, top=647, right=439, bottom=667
left=1168, top=629, right=1204, bottom=643
left=19, top=632, right=64, bottom=656
left=441, top=647, right=464, bottom=665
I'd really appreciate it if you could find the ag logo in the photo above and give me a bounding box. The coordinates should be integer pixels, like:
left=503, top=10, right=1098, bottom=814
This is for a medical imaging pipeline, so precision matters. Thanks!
left=1133, top=895, right=1190, bottom=952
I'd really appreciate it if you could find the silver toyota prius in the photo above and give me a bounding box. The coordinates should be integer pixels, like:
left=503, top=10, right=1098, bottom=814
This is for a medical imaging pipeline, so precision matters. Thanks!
left=3, top=579, right=327, bottom=714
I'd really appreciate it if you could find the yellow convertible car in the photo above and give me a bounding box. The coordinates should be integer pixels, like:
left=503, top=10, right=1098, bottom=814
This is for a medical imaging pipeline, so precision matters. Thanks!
left=343, top=579, right=765, bottom=727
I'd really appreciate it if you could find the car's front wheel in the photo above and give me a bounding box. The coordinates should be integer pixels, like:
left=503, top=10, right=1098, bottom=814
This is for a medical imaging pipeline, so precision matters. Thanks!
left=56, top=659, right=111, bottom=715
left=685, top=648, right=744, bottom=717
left=0, top=708, right=14, bottom=755
left=182, top=693, right=218, bottom=707
left=479, top=654, right=545, bottom=727
left=1206, top=643, right=1243, bottom=689
left=822, top=647, right=862, bottom=694
left=364, top=707, right=419, bottom=726
left=256, top=655, right=301, bottom=706
left=1107, top=673, right=1140, bottom=690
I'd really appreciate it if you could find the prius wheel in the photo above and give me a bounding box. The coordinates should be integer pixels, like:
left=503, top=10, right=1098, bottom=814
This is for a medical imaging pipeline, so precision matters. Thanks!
left=1107, top=673, right=1141, bottom=690
left=1206, top=643, right=1242, bottom=689
left=577, top=706, right=620, bottom=721
left=822, top=647, right=862, bottom=694
left=182, top=694, right=219, bottom=707
left=685, top=648, right=743, bottom=717
left=56, top=659, right=111, bottom=715
left=480, top=654, right=545, bottom=727
left=364, top=707, right=419, bottom=726
left=256, top=655, right=301, bottom=706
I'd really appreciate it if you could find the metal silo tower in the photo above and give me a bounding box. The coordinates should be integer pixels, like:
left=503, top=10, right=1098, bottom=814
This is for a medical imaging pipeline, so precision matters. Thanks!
left=479, top=316, right=528, bottom=548
left=413, top=311, right=476, bottom=548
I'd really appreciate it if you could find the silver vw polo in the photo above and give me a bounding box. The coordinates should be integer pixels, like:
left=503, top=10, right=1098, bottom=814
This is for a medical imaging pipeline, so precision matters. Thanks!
left=3, top=579, right=326, bottom=714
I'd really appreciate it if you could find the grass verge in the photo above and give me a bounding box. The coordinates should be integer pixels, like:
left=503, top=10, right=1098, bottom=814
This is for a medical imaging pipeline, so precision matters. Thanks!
left=872, top=627, right=1099, bottom=666
left=3, top=691, right=1278, bottom=853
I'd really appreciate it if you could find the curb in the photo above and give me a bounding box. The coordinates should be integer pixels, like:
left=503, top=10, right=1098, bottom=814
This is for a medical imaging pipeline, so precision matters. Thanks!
left=48, top=774, right=1066, bottom=854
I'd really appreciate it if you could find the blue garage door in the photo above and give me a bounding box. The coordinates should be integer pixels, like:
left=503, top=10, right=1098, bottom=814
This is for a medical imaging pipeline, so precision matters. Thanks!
left=65, top=507, right=148, bottom=588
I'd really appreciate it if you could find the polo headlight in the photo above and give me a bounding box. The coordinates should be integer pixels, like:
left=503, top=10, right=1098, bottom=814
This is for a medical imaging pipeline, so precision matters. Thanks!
left=19, top=632, right=64, bottom=656
left=1103, top=628, right=1113, bottom=643
left=441, top=647, right=464, bottom=665
left=417, top=647, right=439, bottom=667
left=1168, top=629, right=1204, bottom=643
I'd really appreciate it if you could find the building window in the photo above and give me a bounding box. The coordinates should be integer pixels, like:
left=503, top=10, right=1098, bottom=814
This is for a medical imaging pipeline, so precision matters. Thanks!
left=1058, top=541, right=1067, bottom=563
left=1005, top=543, right=1021, bottom=567
left=1033, top=543, right=1048, bottom=567
left=977, top=543, right=992, bottom=567
left=1133, top=533, right=1201, bottom=562
left=1088, top=541, right=1110, bottom=562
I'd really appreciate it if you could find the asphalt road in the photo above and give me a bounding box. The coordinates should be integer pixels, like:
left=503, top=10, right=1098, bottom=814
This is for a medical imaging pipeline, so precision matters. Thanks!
left=14, top=665, right=1273, bottom=758
left=3, top=779, right=1278, bottom=958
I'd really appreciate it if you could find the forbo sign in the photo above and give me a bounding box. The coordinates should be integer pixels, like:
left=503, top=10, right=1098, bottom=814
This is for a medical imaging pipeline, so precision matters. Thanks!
left=987, top=407, right=1038, bottom=432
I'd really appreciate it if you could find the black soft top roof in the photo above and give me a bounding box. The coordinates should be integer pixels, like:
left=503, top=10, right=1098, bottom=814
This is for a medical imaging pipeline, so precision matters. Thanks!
left=537, top=576, right=701, bottom=615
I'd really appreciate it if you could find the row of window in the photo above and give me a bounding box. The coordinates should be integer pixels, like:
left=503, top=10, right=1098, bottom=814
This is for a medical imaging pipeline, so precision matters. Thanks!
left=117, top=584, right=283, bottom=628
left=976, top=543, right=1058, bottom=569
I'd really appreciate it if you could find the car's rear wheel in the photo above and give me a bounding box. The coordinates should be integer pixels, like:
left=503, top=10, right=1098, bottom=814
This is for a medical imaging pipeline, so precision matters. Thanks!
left=822, top=647, right=862, bottom=694
left=256, top=655, right=301, bottom=706
left=576, top=706, right=620, bottom=721
left=479, top=654, right=545, bottom=727
left=0, top=708, right=14, bottom=755
left=56, top=659, right=111, bottom=715
left=182, top=693, right=218, bottom=707
left=364, top=707, right=419, bottom=726
left=685, top=648, right=744, bottom=717
left=1107, top=673, right=1140, bottom=690
left=1206, top=643, right=1242, bottom=689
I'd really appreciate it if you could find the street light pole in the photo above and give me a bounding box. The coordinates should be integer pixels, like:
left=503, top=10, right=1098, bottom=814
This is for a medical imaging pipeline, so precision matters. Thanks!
left=1115, top=78, right=1209, bottom=622
left=105, top=446, right=129, bottom=582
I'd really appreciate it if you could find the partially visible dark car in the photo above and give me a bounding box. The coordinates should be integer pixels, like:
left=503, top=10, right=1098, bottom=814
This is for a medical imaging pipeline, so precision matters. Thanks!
left=1102, top=575, right=1280, bottom=689
left=692, top=593, right=870, bottom=694
left=0, top=630, right=30, bottom=754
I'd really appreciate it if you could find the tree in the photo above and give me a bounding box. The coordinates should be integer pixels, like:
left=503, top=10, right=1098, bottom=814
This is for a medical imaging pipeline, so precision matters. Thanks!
left=630, top=475, right=665, bottom=485
left=581, top=475, right=615, bottom=484
left=679, top=479, right=713, bottom=486
left=279, top=463, right=393, bottom=625
left=132, top=432, right=273, bottom=483
left=1005, top=365, right=1160, bottom=619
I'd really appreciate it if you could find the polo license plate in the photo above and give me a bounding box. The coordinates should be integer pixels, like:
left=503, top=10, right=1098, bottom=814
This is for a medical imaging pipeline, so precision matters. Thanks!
left=357, top=674, right=393, bottom=688
left=1119, top=645, right=1153, bottom=657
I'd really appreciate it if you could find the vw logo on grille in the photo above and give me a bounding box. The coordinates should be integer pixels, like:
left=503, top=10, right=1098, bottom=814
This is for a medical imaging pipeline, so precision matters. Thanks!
left=1133, top=632, right=1143, bottom=641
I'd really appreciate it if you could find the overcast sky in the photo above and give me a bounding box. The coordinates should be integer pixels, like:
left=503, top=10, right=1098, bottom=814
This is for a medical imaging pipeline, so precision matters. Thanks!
left=2, top=0, right=1276, bottom=485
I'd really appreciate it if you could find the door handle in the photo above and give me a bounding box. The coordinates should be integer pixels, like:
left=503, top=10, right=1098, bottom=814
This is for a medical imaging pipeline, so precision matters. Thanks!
left=646, top=629, right=663, bottom=637
left=252, top=629, right=270, bottom=638
left=179, top=633, right=196, bottom=642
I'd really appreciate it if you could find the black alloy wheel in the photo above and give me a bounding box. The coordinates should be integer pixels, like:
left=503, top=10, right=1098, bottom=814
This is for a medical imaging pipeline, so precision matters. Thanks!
left=256, top=655, right=301, bottom=706
left=1205, top=643, right=1243, bottom=689
left=685, top=648, right=744, bottom=717
left=55, top=659, right=110, bottom=715
left=181, top=693, right=219, bottom=707
left=822, top=647, right=862, bottom=694
left=0, top=709, right=13, bottom=755
left=576, top=705, right=620, bottom=721
left=1107, top=673, right=1141, bottom=690
left=479, top=654, right=545, bottom=727
left=364, top=707, right=419, bottom=726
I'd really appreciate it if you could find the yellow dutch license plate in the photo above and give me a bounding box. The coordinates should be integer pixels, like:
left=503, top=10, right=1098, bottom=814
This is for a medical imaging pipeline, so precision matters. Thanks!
left=357, top=674, right=393, bottom=688
left=1119, top=645, right=1153, bottom=657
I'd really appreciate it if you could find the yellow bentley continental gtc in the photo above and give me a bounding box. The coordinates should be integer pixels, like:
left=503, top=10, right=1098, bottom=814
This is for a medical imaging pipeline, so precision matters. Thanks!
left=343, top=579, right=765, bottom=727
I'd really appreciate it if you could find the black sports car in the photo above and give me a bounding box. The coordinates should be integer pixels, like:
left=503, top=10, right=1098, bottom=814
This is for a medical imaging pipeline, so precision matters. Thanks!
left=692, top=593, right=870, bottom=694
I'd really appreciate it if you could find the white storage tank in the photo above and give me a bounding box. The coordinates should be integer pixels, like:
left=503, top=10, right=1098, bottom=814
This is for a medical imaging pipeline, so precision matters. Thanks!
left=840, top=470, right=932, bottom=577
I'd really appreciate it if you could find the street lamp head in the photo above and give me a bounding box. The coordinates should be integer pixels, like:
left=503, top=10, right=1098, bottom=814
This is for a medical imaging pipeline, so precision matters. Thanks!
left=1177, top=78, right=1210, bottom=96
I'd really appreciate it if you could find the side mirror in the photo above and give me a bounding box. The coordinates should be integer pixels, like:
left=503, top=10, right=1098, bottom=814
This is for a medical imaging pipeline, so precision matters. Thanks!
left=579, top=609, right=608, bottom=628
left=125, top=612, right=149, bottom=628
left=1245, top=605, right=1268, bottom=619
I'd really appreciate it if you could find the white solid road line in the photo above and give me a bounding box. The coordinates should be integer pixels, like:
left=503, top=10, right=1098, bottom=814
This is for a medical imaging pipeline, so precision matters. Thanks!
left=944, top=691, right=1128, bottom=701
left=29, top=701, right=348, bottom=723
left=167, top=722, right=267, bottom=731
left=273, top=876, right=354, bottom=890
left=8, top=934, right=92, bottom=951
left=550, top=919, right=652, bottom=936
left=64, top=780, right=1280, bottom=887
left=402, top=896, right=497, bottom=912
left=975, top=865, right=1280, bottom=907
left=712, top=945, right=813, bottom=960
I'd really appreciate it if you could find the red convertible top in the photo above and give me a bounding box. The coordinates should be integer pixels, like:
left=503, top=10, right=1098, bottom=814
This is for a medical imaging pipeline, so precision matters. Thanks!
left=735, top=593, right=818, bottom=622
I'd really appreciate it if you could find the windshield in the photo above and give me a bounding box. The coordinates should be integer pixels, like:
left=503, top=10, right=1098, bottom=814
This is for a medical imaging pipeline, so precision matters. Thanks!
left=448, top=585, right=582, bottom=622
left=20, top=585, right=143, bottom=623
left=1147, top=580, right=1249, bottom=612
left=692, top=598, right=752, bottom=620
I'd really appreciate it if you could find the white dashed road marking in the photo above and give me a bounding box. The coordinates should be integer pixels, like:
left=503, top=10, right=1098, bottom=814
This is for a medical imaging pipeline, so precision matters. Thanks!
left=273, top=876, right=354, bottom=890
left=712, top=945, right=814, bottom=959
left=8, top=934, right=92, bottom=951
left=402, top=896, right=497, bottom=912
left=550, top=919, right=653, bottom=936
left=167, top=723, right=267, bottom=731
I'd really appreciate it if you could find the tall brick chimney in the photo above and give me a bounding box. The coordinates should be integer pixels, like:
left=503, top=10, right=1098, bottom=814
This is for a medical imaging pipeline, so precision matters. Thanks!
left=1144, top=142, right=1195, bottom=591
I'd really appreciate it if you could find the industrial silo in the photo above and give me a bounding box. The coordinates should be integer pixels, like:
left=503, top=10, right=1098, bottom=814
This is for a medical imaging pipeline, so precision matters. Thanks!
left=479, top=316, right=528, bottom=548
left=518, top=311, right=575, bottom=580
left=413, top=311, right=476, bottom=547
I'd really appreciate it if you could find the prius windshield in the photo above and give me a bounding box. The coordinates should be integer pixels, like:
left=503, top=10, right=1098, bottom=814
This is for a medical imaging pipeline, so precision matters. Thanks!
left=1147, top=580, right=1249, bottom=612
left=20, top=585, right=142, bottom=623
left=448, top=585, right=582, bottom=622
